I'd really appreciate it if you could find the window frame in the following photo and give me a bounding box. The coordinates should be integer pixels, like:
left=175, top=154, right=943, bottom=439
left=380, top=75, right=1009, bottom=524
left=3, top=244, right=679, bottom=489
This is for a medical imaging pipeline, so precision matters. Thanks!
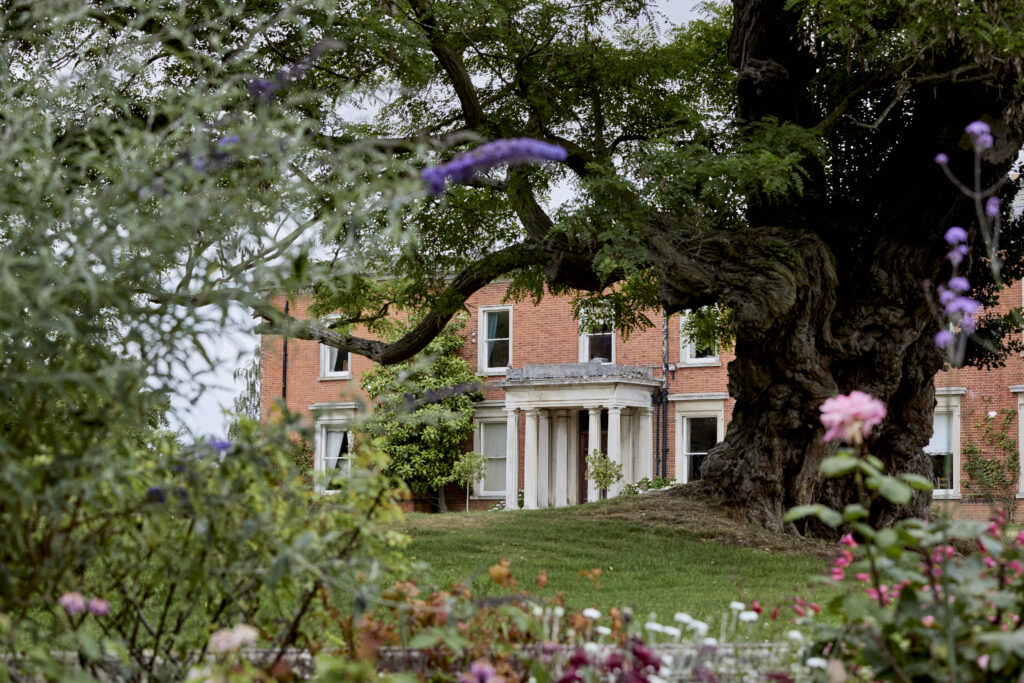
left=929, top=392, right=962, bottom=500
left=679, top=311, right=719, bottom=367
left=319, top=344, right=352, bottom=380
left=311, top=403, right=357, bottom=494
left=673, top=397, right=726, bottom=484
left=478, top=305, right=513, bottom=376
left=578, top=322, right=616, bottom=364
left=473, top=412, right=508, bottom=499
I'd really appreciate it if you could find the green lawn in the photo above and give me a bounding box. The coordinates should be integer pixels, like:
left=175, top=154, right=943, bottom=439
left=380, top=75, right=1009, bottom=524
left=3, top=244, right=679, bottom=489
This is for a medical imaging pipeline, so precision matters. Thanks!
left=400, top=487, right=836, bottom=624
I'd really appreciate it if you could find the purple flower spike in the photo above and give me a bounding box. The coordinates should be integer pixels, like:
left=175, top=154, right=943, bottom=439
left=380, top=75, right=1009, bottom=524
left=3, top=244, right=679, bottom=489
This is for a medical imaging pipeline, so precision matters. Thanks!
left=209, top=439, right=232, bottom=454
left=962, top=314, right=977, bottom=332
left=59, top=592, right=87, bottom=615
left=944, top=226, right=967, bottom=245
left=422, top=138, right=568, bottom=195
left=218, top=135, right=240, bottom=146
left=947, top=249, right=965, bottom=266
left=938, top=287, right=956, bottom=305
left=966, top=121, right=991, bottom=137
left=986, top=197, right=1000, bottom=217
left=934, top=153, right=949, bottom=164
left=945, top=296, right=981, bottom=316
left=935, top=329, right=955, bottom=348
left=948, top=276, right=970, bottom=293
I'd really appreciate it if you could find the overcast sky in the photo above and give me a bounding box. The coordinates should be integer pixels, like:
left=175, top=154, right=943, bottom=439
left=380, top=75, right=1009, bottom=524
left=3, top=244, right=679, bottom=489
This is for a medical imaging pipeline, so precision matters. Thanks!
left=169, top=0, right=707, bottom=439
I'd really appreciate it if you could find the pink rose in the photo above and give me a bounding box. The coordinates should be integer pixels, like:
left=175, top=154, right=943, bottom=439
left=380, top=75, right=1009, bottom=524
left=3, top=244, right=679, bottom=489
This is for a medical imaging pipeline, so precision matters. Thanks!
left=820, top=391, right=887, bottom=444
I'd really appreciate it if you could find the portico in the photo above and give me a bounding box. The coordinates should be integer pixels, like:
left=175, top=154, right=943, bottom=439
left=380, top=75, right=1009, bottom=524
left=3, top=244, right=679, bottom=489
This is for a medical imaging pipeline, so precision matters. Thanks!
left=500, top=362, right=660, bottom=509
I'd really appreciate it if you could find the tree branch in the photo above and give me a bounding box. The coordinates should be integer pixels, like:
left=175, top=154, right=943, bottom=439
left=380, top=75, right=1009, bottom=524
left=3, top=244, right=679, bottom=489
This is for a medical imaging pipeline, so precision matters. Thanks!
left=255, top=242, right=549, bottom=364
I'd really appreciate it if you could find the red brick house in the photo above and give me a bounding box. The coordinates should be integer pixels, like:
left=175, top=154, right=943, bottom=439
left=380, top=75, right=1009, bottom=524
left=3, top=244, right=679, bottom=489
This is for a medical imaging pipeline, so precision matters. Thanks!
left=260, top=281, right=1024, bottom=519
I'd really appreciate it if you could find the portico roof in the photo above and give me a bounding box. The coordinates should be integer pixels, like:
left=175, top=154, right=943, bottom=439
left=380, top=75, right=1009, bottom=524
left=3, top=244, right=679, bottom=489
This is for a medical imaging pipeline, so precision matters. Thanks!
left=500, top=362, right=661, bottom=410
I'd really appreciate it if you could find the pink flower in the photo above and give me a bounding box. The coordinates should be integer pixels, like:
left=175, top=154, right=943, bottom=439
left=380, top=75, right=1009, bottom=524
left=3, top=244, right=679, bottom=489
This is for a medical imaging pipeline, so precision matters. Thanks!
left=87, top=598, right=110, bottom=616
left=855, top=573, right=871, bottom=582
left=793, top=605, right=806, bottom=617
left=820, top=391, right=887, bottom=444
left=58, top=592, right=87, bottom=615
left=922, top=615, right=935, bottom=627
left=984, top=556, right=997, bottom=569
left=751, top=599, right=762, bottom=614
left=839, top=534, right=858, bottom=548
left=978, top=653, right=990, bottom=671
left=830, top=568, right=845, bottom=581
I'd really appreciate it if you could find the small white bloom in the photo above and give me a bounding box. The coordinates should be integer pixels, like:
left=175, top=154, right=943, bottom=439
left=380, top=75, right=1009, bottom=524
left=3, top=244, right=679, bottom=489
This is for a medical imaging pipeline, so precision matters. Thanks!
left=729, top=601, right=745, bottom=611
left=806, top=657, right=828, bottom=669
left=702, top=637, right=718, bottom=646
left=673, top=612, right=693, bottom=624
left=662, top=626, right=681, bottom=638
left=532, top=606, right=544, bottom=617
left=689, top=620, right=709, bottom=637
left=738, top=610, right=758, bottom=623
left=645, top=621, right=665, bottom=633
left=660, top=654, right=673, bottom=666
left=583, top=642, right=600, bottom=654
left=582, top=608, right=601, bottom=620
left=786, top=629, right=804, bottom=642
left=989, top=411, right=998, bottom=418
left=553, top=606, right=565, bottom=617
left=595, top=625, right=612, bottom=636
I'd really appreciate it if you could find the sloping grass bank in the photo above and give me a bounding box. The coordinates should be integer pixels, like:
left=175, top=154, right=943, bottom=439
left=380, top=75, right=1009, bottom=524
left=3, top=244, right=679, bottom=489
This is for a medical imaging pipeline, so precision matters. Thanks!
left=401, top=486, right=835, bottom=623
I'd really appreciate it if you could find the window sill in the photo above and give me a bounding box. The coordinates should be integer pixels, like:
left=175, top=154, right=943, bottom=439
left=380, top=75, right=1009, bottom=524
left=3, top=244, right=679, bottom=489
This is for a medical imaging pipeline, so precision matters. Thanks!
left=319, top=374, right=352, bottom=381
left=471, top=493, right=505, bottom=500
left=932, top=491, right=962, bottom=500
left=680, top=359, right=720, bottom=367
left=478, top=368, right=508, bottom=377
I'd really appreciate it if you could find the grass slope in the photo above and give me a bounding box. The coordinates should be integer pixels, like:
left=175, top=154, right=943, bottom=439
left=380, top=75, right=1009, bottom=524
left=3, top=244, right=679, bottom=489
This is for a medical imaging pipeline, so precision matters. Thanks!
left=401, top=486, right=836, bottom=623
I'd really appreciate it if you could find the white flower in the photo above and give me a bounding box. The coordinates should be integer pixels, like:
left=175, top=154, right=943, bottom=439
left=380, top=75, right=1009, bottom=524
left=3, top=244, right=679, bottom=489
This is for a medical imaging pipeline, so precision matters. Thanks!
left=988, top=410, right=998, bottom=418
left=673, top=612, right=693, bottom=624
left=786, top=629, right=804, bottom=642
left=729, top=601, right=745, bottom=611
left=583, top=642, right=600, bottom=654
left=702, top=637, right=718, bottom=646
left=645, top=621, right=665, bottom=633
left=688, top=620, right=709, bottom=637
left=532, top=606, right=544, bottom=617
left=582, top=608, right=601, bottom=620
left=595, top=625, right=612, bottom=636
left=662, top=626, right=682, bottom=638
left=660, top=654, right=673, bottom=667
left=806, top=657, right=828, bottom=669
left=553, top=606, right=565, bottom=617
left=738, top=610, right=758, bottom=623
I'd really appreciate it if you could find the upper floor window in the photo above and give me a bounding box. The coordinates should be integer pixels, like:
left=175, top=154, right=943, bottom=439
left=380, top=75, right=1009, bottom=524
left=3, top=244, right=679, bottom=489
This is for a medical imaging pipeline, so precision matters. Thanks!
left=680, top=312, right=718, bottom=366
left=580, top=323, right=615, bottom=363
left=479, top=306, right=512, bottom=375
left=319, top=344, right=351, bottom=379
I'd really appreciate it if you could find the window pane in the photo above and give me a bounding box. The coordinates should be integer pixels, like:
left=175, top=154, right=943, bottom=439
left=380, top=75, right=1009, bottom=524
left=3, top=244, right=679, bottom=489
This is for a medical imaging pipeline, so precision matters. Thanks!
left=331, top=348, right=349, bottom=373
left=482, top=422, right=507, bottom=457
left=488, top=339, right=509, bottom=368
left=926, top=412, right=952, bottom=454
left=687, top=417, right=718, bottom=454
left=485, top=457, right=506, bottom=491
left=690, top=453, right=706, bottom=481
left=487, top=310, right=510, bottom=339
left=692, top=340, right=715, bottom=359
left=589, top=333, right=613, bottom=361
left=931, top=452, right=953, bottom=490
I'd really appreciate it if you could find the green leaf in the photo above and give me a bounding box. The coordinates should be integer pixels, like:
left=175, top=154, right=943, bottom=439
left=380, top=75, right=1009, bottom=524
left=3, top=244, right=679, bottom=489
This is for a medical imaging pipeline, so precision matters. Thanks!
left=266, top=555, right=290, bottom=588
left=821, top=455, right=858, bottom=478
left=843, top=503, right=869, bottom=521
left=783, top=504, right=842, bottom=528
left=407, top=631, right=443, bottom=649
left=875, top=528, right=898, bottom=550
left=876, top=477, right=912, bottom=504
left=899, top=473, right=934, bottom=491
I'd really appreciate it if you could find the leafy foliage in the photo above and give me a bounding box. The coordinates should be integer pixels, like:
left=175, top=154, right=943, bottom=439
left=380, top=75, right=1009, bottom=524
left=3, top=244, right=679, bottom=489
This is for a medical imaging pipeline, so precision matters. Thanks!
left=585, top=450, right=624, bottom=498
left=963, top=406, right=1020, bottom=517
left=361, top=317, right=482, bottom=496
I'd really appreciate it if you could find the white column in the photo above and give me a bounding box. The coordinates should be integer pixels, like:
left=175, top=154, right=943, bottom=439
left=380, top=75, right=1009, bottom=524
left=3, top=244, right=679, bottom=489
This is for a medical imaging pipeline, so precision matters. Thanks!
left=639, top=407, right=654, bottom=482
left=621, top=409, right=634, bottom=485
left=538, top=410, right=551, bottom=508
left=587, top=407, right=601, bottom=502
left=554, top=410, right=570, bottom=508
left=567, top=411, right=579, bottom=505
left=505, top=408, right=519, bottom=509
left=523, top=409, right=539, bottom=509
left=608, top=406, right=623, bottom=497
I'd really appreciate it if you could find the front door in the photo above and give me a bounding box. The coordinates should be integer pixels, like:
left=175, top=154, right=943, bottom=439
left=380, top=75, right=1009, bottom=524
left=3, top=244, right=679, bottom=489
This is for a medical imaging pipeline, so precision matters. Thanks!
left=577, top=409, right=608, bottom=503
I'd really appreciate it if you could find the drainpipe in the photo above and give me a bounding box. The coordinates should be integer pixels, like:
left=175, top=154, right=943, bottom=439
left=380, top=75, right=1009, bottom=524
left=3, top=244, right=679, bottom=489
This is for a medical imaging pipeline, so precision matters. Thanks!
left=282, top=299, right=289, bottom=402
left=661, top=309, right=669, bottom=479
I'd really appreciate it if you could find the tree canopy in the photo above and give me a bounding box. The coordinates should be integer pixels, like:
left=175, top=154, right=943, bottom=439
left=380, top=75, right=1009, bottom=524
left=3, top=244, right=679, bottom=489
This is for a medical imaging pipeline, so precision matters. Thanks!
left=10, top=0, right=1024, bottom=531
